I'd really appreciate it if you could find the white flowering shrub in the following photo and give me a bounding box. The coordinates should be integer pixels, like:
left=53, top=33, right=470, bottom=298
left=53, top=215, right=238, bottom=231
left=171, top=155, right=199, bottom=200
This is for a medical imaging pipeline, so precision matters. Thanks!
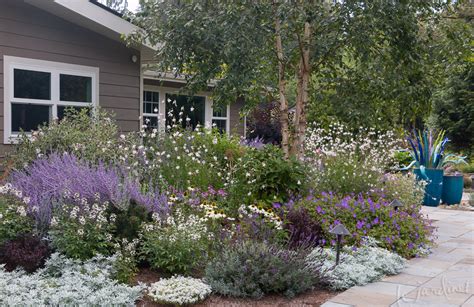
left=139, top=209, right=214, bottom=274
left=0, top=185, right=34, bottom=245
left=305, top=123, right=400, bottom=195
left=306, top=237, right=406, bottom=290
left=119, top=126, right=243, bottom=192
left=148, top=276, right=212, bottom=305
left=8, top=108, right=123, bottom=170
left=49, top=198, right=115, bottom=260
left=0, top=253, right=144, bottom=306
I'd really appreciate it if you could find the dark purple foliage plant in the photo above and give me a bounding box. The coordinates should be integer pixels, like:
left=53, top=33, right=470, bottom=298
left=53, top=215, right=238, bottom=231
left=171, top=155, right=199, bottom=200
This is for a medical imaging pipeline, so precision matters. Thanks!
left=283, top=206, right=325, bottom=249
left=0, top=233, right=51, bottom=273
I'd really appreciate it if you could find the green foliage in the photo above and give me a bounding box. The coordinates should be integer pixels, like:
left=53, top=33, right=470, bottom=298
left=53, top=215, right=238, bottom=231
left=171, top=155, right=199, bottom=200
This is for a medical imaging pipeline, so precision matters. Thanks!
left=7, top=108, right=124, bottom=171
left=230, top=145, right=308, bottom=208
left=455, top=161, right=474, bottom=174
left=393, top=151, right=413, bottom=169
left=112, top=238, right=139, bottom=284
left=430, top=64, right=474, bottom=156
left=49, top=201, right=115, bottom=260
left=109, top=202, right=150, bottom=241
left=380, top=173, right=425, bottom=208
left=205, top=241, right=317, bottom=298
left=0, top=195, right=34, bottom=246
left=127, top=0, right=442, bottom=112
left=139, top=210, right=214, bottom=274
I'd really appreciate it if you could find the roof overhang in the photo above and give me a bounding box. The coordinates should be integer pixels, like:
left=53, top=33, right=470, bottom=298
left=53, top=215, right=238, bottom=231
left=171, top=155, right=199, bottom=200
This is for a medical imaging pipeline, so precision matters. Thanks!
left=143, top=70, right=218, bottom=87
left=24, top=0, right=155, bottom=59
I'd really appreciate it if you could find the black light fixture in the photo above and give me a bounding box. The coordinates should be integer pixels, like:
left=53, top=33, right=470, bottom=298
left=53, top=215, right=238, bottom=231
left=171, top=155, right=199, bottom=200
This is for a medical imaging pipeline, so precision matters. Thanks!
left=329, top=223, right=350, bottom=265
left=389, top=199, right=403, bottom=211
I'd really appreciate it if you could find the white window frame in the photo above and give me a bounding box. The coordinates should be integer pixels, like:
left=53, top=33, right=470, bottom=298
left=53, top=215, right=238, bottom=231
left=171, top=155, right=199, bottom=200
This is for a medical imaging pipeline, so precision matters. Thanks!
left=142, top=85, right=230, bottom=134
left=3, top=56, right=99, bottom=144
left=142, top=89, right=160, bottom=130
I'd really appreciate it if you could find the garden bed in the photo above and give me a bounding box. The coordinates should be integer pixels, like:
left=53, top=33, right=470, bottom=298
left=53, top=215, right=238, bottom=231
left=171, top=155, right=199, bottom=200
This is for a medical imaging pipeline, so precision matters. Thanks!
left=0, top=110, right=437, bottom=305
left=134, top=266, right=338, bottom=307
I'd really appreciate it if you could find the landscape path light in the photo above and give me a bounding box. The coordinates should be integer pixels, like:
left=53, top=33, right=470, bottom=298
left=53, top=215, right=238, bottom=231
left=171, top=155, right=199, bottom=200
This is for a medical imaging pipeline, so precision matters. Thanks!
left=389, top=199, right=404, bottom=211
left=329, top=223, right=350, bottom=265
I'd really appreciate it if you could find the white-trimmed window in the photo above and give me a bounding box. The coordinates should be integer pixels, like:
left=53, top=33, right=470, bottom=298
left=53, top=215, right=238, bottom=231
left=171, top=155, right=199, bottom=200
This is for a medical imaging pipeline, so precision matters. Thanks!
left=211, top=104, right=230, bottom=133
left=3, top=56, right=99, bottom=144
left=142, top=84, right=230, bottom=134
left=142, top=90, right=160, bottom=130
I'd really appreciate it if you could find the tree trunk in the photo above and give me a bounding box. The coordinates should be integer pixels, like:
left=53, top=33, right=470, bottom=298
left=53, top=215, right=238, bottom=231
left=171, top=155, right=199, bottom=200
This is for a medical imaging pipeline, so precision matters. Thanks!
left=274, top=4, right=290, bottom=158
left=293, top=21, right=311, bottom=159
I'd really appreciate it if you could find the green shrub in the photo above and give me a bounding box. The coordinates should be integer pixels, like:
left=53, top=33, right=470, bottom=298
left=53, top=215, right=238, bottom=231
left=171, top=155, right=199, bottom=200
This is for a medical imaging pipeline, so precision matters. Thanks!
left=0, top=193, right=34, bottom=245
left=139, top=209, right=214, bottom=274
left=379, top=173, right=425, bottom=206
left=205, top=241, right=318, bottom=298
left=109, top=202, right=150, bottom=241
left=229, top=145, right=308, bottom=209
left=113, top=238, right=139, bottom=284
left=7, top=108, right=125, bottom=171
left=49, top=201, right=115, bottom=260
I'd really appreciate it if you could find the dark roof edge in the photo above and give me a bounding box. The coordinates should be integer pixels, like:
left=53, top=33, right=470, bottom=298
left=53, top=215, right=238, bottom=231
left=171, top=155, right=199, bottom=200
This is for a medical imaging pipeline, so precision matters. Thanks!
left=89, top=0, right=124, bottom=17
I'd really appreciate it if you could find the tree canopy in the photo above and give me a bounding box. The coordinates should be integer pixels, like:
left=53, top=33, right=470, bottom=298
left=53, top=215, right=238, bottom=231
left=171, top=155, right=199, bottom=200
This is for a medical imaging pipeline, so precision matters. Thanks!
left=127, top=0, right=468, bottom=157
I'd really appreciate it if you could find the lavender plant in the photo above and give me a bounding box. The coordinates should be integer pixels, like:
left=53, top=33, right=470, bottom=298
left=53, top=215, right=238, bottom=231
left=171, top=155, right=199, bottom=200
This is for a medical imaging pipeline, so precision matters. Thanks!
left=10, top=153, right=169, bottom=227
left=205, top=241, right=319, bottom=298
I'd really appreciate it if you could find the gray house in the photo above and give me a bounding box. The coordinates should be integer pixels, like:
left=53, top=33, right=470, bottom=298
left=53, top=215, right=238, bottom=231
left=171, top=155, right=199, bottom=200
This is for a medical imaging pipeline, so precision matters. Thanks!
left=0, top=0, right=245, bottom=159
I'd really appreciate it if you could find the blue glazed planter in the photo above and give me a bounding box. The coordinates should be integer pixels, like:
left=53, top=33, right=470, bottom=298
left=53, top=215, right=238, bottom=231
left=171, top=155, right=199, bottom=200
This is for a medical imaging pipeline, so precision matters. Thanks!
left=441, top=175, right=464, bottom=205
left=414, top=168, right=444, bottom=207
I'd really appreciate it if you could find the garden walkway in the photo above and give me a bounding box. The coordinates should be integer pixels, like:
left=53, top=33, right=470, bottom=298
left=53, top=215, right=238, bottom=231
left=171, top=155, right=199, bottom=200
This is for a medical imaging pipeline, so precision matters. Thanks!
left=322, top=206, right=474, bottom=307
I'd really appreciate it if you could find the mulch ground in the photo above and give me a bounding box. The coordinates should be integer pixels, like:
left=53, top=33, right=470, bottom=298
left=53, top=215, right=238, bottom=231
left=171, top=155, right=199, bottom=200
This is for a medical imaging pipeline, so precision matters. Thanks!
left=134, top=268, right=339, bottom=307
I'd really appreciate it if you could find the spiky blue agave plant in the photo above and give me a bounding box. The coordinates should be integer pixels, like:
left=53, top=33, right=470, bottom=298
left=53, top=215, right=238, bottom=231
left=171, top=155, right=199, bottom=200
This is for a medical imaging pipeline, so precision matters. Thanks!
left=404, top=130, right=466, bottom=171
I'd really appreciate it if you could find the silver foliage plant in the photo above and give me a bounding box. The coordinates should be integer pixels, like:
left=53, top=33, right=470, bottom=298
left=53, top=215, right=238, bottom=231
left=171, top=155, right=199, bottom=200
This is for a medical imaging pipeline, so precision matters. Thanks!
left=306, top=237, right=406, bottom=290
left=0, top=253, right=144, bottom=306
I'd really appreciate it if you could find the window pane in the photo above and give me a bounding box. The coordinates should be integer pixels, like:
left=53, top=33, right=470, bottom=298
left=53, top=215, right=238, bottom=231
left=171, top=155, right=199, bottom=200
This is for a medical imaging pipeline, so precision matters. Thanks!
left=60, top=74, right=92, bottom=102
left=58, top=106, right=90, bottom=121
left=12, top=104, right=50, bottom=132
left=212, top=119, right=227, bottom=133
left=152, top=92, right=159, bottom=102
left=143, top=116, right=158, bottom=130
left=212, top=105, right=227, bottom=117
left=166, top=94, right=205, bottom=130
left=14, top=69, right=51, bottom=100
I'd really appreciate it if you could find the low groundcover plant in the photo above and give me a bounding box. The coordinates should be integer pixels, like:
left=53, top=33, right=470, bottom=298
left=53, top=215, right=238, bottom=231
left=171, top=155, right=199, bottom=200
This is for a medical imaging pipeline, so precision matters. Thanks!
left=148, top=276, right=212, bottom=305
left=306, top=237, right=406, bottom=290
left=0, top=253, right=144, bottom=305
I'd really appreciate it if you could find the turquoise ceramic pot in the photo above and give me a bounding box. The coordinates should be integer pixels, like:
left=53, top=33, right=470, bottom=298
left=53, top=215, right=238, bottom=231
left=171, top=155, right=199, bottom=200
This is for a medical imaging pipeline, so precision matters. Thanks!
left=441, top=175, right=464, bottom=205
left=413, top=168, right=444, bottom=207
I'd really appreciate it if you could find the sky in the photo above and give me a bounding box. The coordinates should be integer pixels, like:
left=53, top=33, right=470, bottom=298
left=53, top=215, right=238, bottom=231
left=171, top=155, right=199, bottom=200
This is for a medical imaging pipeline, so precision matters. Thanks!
left=127, top=0, right=140, bottom=12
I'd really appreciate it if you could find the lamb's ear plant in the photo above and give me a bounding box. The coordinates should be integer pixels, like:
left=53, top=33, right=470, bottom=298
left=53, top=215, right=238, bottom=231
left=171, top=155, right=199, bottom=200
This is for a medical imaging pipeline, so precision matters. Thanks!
left=404, top=129, right=466, bottom=171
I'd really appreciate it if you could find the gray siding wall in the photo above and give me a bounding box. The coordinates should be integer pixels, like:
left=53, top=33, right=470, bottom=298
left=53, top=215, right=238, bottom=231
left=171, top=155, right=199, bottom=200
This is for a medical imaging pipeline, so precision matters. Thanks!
left=0, top=0, right=141, bottom=159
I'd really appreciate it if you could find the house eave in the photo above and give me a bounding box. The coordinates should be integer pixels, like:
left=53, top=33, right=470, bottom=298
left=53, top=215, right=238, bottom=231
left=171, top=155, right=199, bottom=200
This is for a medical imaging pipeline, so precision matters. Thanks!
left=24, top=0, right=155, bottom=56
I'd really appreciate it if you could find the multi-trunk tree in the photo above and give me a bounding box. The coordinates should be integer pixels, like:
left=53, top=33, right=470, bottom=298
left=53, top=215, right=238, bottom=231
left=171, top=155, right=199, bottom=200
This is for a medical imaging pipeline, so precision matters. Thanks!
left=127, top=0, right=445, bottom=158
